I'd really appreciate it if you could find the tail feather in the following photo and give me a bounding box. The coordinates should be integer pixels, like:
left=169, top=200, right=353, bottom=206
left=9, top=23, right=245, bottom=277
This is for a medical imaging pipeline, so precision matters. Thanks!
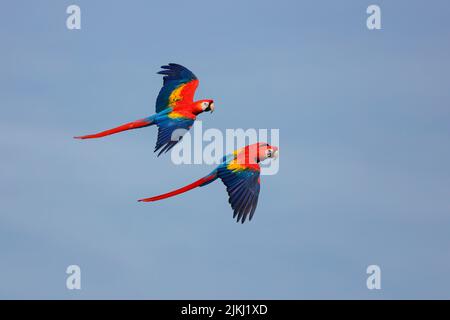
left=138, top=172, right=217, bottom=202
left=74, top=118, right=153, bottom=139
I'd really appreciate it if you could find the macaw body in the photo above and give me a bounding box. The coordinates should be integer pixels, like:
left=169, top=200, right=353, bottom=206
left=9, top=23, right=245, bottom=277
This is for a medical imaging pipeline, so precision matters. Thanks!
left=139, top=143, right=279, bottom=223
left=75, top=63, right=214, bottom=155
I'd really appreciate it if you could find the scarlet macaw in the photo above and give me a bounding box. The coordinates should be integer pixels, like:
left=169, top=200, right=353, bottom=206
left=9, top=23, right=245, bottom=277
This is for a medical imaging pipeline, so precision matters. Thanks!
left=75, top=63, right=214, bottom=155
left=139, top=143, right=279, bottom=223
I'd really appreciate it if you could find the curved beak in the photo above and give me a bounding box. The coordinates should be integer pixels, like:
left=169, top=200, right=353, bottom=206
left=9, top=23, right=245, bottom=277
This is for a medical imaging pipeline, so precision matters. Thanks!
left=271, top=147, right=279, bottom=159
left=272, top=150, right=279, bottom=159
left=207, top=102, right=215, bottom=113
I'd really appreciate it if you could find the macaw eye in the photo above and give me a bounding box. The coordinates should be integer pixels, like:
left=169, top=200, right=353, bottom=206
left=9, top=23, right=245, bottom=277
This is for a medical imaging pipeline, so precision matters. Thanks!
left=265, top=149, right=273, bottom=158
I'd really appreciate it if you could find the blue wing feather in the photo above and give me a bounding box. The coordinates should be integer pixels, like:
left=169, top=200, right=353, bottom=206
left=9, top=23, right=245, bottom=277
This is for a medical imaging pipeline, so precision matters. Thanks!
left=155, top=63, right=198, bottom=113
left=217, top=166, right=261, bottom=223
left=154, top=117, right=194, bottom=156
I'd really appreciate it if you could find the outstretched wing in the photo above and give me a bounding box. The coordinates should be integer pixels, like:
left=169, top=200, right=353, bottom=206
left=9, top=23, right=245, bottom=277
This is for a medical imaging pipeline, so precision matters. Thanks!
left=154, top=117, right=194, bottom=156
left=217, top=164, right=261, bottom=223
left=155, top=63, right=199, bottom=113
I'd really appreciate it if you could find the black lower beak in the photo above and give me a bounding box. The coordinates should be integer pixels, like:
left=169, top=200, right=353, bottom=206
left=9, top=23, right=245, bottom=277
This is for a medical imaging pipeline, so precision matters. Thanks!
left=206, top=103, right=215, bottom=113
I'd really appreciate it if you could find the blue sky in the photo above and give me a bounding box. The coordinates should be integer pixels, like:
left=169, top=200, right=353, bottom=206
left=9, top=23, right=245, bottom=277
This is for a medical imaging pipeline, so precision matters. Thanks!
left=1, top=0, right=450, bottom=299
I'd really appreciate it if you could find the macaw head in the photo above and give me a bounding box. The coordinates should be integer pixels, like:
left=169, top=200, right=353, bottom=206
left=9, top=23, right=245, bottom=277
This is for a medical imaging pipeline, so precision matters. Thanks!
left=235, top=142, right=279, bottom=165
left=194, top=99, right=215, bottom=114
left=255, top=142, right=279, bottom=162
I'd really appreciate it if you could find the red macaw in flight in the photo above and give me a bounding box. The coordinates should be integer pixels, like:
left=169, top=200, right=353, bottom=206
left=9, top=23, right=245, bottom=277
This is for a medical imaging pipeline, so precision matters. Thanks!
left=75, top=63, right=214, bottom=155
left=139, top=143, right=279, bottom=223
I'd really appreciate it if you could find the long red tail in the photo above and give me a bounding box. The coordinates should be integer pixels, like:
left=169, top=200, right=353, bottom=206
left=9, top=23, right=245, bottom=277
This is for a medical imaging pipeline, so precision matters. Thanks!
left=138, top=172, right=218, bottom=202
left=74, top=118, right=152, bottom=139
